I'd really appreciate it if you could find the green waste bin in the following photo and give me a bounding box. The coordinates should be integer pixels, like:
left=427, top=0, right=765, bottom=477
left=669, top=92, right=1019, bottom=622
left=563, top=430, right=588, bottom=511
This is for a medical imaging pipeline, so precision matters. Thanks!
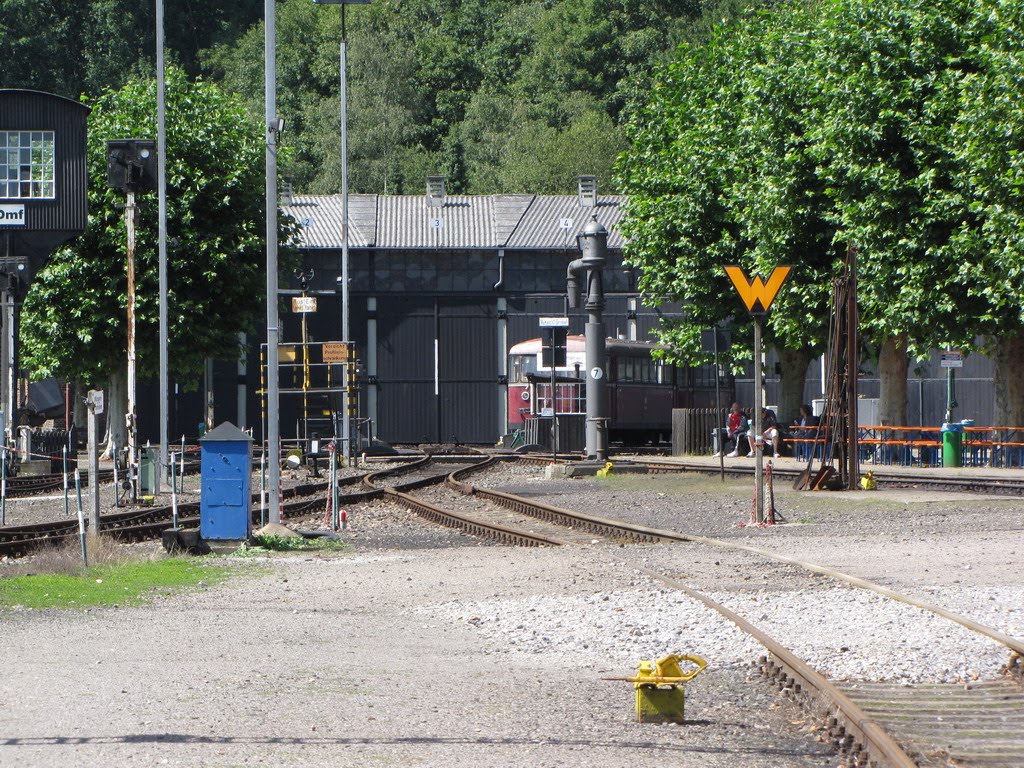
left=941, top=423, right=962, bottom=468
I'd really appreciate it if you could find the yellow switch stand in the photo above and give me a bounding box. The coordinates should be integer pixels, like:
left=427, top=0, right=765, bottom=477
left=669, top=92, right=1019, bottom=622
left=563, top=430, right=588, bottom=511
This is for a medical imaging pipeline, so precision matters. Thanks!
left=626, top=654, right=707, bottom=724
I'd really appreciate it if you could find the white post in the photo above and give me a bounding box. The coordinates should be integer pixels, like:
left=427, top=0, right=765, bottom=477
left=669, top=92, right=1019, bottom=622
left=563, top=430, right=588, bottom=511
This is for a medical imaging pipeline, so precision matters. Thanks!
left=753, top=316, right=765, bottom=524
left=1, top=290, right=13, bottom=442
left=171, top=452, right=179, bottom=528
left=126, top=189, right=138, bottom=502
left=340, top=14, right=352, bottom=464
left=238, top=332, right=247, bottom=428
left=88, top=394, right=101, bottom=532
left=157, top=0, right=170, bottom=493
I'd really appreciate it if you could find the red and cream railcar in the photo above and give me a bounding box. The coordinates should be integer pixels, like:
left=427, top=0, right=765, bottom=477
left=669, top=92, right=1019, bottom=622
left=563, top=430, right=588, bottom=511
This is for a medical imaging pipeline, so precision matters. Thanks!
left=507, top=336, right=727, bottom=445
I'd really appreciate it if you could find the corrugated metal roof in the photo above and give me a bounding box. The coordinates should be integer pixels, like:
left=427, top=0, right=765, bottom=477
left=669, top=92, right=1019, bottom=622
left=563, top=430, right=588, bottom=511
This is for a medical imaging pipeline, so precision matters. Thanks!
left=505, top=195, right=626, bottom=250
left=377, top=194, right=494, bottom=248
left=285, top=194, right=376, bottom=248
left=493, top=194, right=535, bottom=246
left=282, top=193, right=626, bottom=250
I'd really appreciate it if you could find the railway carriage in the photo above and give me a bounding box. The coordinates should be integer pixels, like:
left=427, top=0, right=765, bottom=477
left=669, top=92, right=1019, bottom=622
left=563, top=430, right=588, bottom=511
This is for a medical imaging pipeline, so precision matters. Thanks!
left=507, top=336, right=729, bottom=445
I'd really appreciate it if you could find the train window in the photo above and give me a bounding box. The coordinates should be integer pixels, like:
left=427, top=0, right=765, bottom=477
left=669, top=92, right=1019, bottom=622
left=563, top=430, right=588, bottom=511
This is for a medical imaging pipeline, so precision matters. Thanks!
left=642, top=359, right=654, bottom=383
left=511, top=355, right=537, bottom=383
left=617, top=357, right=631, bottom=382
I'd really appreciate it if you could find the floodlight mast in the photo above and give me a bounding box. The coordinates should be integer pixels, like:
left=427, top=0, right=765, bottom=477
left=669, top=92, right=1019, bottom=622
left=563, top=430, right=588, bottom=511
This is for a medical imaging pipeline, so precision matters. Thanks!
left=265, top=0, right=282, bottom=521
left=157, top=0, right=169, bottom=492
left=312, top=0, right=369, bottom=464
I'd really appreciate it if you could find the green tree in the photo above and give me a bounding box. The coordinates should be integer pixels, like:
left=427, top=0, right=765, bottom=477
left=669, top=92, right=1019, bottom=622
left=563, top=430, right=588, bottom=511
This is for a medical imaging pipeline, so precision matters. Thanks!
left=512, top=0, right=684, bottom=123
left=0, top=0, right=266, bottom=99
left=0, top=0, right=87, bottom=97
left=460, top=91, right=624, bottom=194
left=20, top=67, right=298, bottom=445
left=617, top=4, right=836, bottom=420
left=197, top=0, right=709, bottom=195
left=807, top=0, right=986, bottom=425
left=948, top=0, right=1024, bottom=424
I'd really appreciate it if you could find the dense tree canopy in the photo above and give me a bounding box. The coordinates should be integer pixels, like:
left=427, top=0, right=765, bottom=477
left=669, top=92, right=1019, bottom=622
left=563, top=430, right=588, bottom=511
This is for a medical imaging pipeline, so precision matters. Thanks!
left=2, top=0, right=764, bottom=196
left=617, top=0, right=1024, bottom=422
left=12, top=0, right=1024, bottom=422
left=0, top=0, right=263, bottom=100
left=198, top=0, right=747, bottom=194
left=616, top=2, right=836, bottom=417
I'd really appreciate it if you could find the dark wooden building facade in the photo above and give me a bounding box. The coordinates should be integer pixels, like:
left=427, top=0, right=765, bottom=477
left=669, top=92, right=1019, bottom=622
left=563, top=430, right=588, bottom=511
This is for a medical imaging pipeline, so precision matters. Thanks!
left=272, top=182, right=674, bottom=445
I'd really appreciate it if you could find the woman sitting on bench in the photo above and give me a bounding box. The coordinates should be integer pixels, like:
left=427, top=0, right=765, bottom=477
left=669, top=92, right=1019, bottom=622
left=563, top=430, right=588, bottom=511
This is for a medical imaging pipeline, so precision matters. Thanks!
left=714, top=402, right=750, bottom=458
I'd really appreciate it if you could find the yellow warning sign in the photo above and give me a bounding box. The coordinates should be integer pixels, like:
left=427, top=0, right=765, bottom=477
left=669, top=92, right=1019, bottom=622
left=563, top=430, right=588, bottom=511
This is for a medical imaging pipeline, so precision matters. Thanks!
left=322, top=342, right=350, bottom=363
left=724, top=265, right=792, bottom=313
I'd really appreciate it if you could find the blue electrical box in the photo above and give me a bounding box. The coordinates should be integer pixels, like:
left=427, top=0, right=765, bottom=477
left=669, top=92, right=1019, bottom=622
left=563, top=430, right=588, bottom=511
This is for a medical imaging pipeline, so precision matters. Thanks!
left=200, top=422, right=253, bottom=541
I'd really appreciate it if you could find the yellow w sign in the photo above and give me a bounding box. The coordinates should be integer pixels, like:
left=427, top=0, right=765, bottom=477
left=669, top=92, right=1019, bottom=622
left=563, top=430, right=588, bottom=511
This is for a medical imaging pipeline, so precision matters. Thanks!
left=724, top=265, right=792, bottom=313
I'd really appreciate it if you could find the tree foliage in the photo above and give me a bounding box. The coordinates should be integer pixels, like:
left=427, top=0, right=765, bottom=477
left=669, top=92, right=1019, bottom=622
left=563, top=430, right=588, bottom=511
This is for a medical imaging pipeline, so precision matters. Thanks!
left=2, top=0, right=767, bottom=195
left=0, top=0, right=264, bottom=99
left=617, top=3, right=836, bottom=371
left=617, top=0, right=1024, bottom=421
left=20, top=67, right=298, bottom=387
left=198, top=0, right=756, bottom=194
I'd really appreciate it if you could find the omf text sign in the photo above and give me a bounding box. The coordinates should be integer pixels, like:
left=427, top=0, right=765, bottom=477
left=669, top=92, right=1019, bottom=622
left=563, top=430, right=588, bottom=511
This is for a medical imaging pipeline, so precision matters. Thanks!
left=0, top=205, right=25, bottom=226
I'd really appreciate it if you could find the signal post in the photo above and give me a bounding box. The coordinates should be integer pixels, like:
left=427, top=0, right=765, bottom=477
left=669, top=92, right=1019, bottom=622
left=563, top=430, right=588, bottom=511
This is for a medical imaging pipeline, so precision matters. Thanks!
left=725, top=265, right=791, bottom=523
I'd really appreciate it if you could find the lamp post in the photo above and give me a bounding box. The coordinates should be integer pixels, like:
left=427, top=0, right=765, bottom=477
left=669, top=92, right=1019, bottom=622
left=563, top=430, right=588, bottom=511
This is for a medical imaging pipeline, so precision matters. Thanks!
left=313, top=0, right=369, bottom=464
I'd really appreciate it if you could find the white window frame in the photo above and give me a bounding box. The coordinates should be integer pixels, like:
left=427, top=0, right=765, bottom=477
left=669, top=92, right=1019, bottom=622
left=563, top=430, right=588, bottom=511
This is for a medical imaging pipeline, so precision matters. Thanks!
left=0, top=131, right=56, bottom=200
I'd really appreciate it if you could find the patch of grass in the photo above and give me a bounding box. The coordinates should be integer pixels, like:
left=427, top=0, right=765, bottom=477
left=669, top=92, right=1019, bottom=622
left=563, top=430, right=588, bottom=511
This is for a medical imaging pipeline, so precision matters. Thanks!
left=3, top=533, right=137, bottom=578
left=244, top=534, right=351, bottom=553
left=0, top=557, right=231, bottom=611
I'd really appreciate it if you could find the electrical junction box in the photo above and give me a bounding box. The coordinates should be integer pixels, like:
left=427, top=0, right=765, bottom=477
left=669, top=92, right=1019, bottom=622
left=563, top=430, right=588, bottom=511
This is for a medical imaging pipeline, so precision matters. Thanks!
left=200, top=422, right=253, bottom=542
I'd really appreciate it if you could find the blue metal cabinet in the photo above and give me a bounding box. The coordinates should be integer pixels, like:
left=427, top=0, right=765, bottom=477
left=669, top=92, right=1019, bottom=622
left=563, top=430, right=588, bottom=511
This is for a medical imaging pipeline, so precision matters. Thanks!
left=200, top=423, right=253, bottom=541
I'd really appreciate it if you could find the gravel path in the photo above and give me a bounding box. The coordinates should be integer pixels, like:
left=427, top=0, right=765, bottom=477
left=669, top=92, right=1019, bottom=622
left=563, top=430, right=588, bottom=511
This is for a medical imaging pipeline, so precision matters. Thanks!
left=1, top=456, right=1021, bottom=765
left=0, top=547, right=836, bottom=767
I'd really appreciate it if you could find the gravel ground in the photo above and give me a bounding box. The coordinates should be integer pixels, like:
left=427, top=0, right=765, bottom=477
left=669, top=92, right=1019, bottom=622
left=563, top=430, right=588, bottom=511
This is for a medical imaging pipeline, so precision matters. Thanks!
left=483, top=460, right=1024, bottom=684
left=1, top=455, right=1021, bottom=765
left=0, top=547, right=836, bottom=768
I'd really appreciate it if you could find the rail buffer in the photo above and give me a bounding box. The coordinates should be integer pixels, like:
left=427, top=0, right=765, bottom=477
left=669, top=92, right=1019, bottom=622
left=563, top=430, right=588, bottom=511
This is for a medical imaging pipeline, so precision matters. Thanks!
left=607, top=653, right=707, bottom=723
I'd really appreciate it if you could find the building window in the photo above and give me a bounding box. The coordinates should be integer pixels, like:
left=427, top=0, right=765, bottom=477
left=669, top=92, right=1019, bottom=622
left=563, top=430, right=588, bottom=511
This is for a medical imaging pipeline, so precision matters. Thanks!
left=0, top=131, right=56, bottom=199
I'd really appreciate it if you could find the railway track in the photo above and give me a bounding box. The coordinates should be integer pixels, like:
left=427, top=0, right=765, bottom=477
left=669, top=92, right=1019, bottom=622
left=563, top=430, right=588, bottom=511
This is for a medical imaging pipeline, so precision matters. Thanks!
left=393, top=458, right=1024, bottom=768
left=611, top=456, right=1024, bottom=497
left=0, top=458, right=204, bottom=499
left=0, top=455, right=466, bottom=557
left=3, top=468, right=115, bottom=497
left=4, top=455, right=1022, bottom=765
left=0, top=473, right=366, bottom=557
left=363, top=456, right=565, bottom=546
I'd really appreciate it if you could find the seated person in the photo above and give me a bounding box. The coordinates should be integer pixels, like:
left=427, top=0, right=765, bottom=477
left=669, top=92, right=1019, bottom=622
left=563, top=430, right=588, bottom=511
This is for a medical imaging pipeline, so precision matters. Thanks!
left=747, top=407, right=781, bottom=457
left=791, top=403, right=820, bottom=461
left=715, top=402, right=749, bottom=457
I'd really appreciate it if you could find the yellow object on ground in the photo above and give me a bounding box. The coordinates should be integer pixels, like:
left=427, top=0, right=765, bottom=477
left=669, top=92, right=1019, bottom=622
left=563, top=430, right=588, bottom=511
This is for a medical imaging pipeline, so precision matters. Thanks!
left=859, top=470, right=877, bottom=490
left=596, top=461, right=614, bottom=478
left=618, top=654, right=707, bottom=723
